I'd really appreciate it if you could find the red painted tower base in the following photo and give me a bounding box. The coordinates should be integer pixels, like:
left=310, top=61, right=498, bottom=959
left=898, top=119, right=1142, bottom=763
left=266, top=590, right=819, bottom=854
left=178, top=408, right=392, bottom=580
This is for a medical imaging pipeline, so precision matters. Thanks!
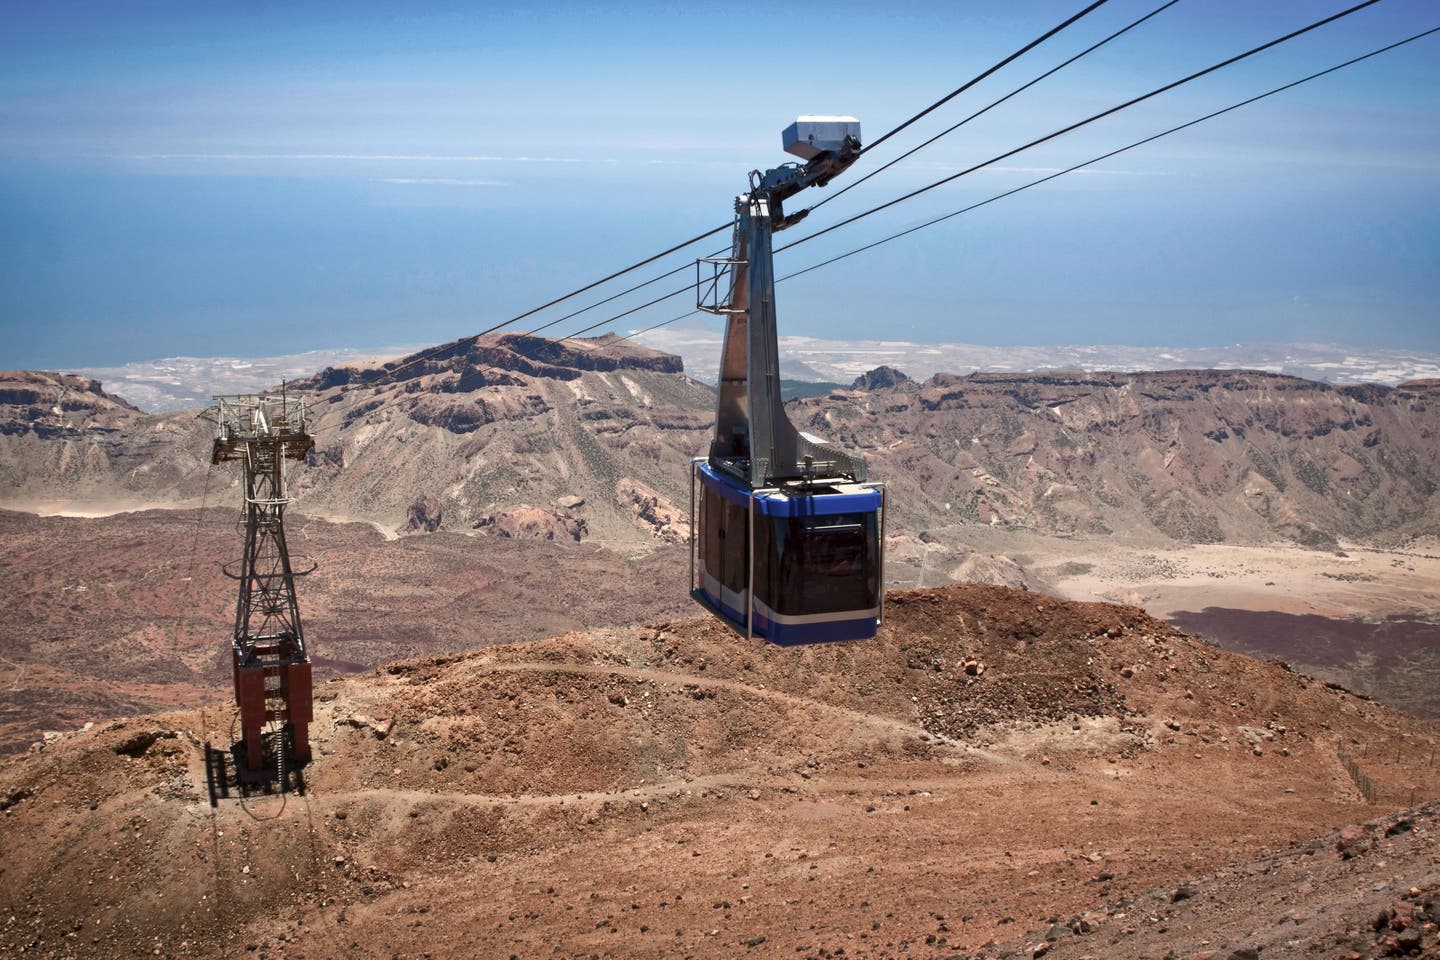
left=233, top=638, right=313, bottom=775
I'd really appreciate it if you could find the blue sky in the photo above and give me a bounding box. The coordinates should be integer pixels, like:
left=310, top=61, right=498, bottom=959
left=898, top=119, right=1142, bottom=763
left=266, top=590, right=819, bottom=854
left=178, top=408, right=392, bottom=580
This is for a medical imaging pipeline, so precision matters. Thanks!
left=2, top=0, right=1437, bottom=369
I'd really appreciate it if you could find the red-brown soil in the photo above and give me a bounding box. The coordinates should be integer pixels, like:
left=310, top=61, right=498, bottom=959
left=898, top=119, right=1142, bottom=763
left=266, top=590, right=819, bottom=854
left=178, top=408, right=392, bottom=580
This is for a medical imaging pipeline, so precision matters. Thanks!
left=3, top=585, right=1436, bottom=960
left=981, top=803, right=1439, bottom=960
left=0, top=507, right=692, bottom=756
left=4, top=352, right=1440, bottom=959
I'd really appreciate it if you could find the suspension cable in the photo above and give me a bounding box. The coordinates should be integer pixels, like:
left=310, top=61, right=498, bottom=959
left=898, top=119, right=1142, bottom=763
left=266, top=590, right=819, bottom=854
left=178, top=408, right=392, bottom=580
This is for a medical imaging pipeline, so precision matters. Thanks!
left=523, top=245, right=729, bottom=339
left=579, top=23, right=1440, bottom=353
left=512, top=0, right=1391, bottom=351
left=861, top=0, right=1114, bottom=157
left=357, top=4, right=1117, bottom=383
left=519, top=2, right=1153, bottom=349
left=781, top=23, right=1440, bottom=285
left=779, top=0, right=1383, bottom=255
left=363, top=222, right=730, bottom=385
left=807, top=0, right=1183, bottom=217
left=369, top=0, right=1393, bottom=387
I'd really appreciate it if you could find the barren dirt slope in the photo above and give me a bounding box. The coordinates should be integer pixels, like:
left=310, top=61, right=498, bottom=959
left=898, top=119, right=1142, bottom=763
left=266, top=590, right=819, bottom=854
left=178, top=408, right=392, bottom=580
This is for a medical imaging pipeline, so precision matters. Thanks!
left=2, top=585, right=1436, bottom=960
left=0, top=507, right=694, bottom=756
left=982, top=801, right=1439, bottom=960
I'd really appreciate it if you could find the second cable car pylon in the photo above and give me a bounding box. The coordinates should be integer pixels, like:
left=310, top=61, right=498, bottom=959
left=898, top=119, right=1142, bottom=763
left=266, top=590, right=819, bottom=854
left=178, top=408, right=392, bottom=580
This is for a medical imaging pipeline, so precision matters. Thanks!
left=690, top=116, right=885, bottom=645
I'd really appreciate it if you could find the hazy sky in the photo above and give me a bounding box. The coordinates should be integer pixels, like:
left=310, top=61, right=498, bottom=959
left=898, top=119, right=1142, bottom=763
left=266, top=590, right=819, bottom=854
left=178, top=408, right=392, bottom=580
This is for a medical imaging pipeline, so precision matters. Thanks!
left=2, top=0, right=1437, bottom=369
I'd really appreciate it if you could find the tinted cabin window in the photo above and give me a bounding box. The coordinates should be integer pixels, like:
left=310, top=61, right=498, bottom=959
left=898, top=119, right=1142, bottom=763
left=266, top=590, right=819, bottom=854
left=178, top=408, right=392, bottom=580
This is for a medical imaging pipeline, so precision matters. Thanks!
left=763, top=511, right=879, bottom=616
left=723, top=498, right=750, bottom=595
left=701, top=487, right=724, bottom=585
left=702, top=487, right=750, bottom=597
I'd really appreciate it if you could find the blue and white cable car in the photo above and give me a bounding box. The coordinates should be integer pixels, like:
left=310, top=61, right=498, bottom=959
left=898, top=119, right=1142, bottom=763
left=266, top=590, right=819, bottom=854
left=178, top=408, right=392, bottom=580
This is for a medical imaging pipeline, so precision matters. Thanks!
left=689, top=117, right=886, bottom=645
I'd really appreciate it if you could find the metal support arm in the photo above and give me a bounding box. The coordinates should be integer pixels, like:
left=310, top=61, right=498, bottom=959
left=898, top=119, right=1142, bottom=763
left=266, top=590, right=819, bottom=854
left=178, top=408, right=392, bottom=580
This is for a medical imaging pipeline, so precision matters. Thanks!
left=707, top=119, right=866, bottom=488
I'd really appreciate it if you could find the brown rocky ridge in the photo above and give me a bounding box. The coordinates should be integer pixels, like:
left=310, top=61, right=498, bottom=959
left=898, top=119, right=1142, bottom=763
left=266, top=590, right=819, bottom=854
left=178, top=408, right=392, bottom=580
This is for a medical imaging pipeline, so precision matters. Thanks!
left=6, top=352, right=1440, bottom=550
left=806, top=369, right=1440, bottom=548
left=0, top=370, right=212, bottom=511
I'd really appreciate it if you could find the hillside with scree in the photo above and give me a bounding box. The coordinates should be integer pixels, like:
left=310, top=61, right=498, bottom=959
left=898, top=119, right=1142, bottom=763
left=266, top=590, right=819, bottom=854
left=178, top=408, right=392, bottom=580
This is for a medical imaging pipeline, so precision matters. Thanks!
left=791, top=369, right=1440, bottom=548
left=2, top=584, right=1436, bottom=960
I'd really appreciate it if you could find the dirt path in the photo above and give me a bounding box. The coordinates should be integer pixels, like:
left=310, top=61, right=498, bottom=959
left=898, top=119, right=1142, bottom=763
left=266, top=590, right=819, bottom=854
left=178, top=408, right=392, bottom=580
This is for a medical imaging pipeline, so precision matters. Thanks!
left=469, top=659, right=1004, bottom=759
left=0, top=654, right=26, bottom=692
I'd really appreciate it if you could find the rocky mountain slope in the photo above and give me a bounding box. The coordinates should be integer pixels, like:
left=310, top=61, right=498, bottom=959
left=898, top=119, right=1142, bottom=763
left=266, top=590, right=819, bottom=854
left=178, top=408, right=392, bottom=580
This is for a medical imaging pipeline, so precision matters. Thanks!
left=5, top=352, right=1438, bottom=549
left=3, top=334, right=713, bottom=543
left=0, top=371, right=212, bottom=510
left=984, top=802, right=1438, bottom=960
left=1, top=585, right=1435, bottom=959
left=793, top=370, right=1440, bottom=548
left=283, top=333, right=710, bottom=544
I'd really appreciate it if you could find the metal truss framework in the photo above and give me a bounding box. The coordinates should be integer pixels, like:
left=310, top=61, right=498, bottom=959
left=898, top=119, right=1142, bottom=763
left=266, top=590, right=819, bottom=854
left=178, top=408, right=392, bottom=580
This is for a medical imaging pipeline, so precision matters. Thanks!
left=210, top=394, right=316, bottom=778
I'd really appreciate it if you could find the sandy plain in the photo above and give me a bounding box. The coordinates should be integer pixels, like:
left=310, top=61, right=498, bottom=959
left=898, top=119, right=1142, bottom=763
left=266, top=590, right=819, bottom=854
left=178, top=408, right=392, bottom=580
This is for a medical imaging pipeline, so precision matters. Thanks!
left=1029, top=537, right=1440, bottom=620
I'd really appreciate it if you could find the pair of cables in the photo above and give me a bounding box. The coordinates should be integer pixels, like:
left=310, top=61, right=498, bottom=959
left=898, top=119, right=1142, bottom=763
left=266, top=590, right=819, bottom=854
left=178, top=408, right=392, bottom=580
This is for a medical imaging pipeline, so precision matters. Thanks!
left=373, top=0, right=1424, bottom=386
left=516, top=0, right=1430, bottom=360
left=610, top=19, right=1440, bottom=356
left=363, top=0, right=1124, bottom=386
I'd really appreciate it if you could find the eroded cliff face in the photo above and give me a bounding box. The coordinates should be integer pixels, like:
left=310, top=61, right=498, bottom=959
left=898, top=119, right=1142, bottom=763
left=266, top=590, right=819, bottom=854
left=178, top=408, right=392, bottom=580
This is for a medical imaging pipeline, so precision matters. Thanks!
left=0, top=337, right=710, bottom=540
left=288, top=333, right=711, bottom=540
left=804, top=370, right=1440, bottom=547
left=290, top=331, right=684, bottom=393
left=3, top=351, right=1438, bottom=547
left=0, top=371, right=211, bottom=506
left=0, top=371, right=142, bottom=437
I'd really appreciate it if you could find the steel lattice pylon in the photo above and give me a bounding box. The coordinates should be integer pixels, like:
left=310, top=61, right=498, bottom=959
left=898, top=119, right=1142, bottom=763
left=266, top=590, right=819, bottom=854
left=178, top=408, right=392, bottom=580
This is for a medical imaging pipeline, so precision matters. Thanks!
left=209, top=394, right=316, bottom=778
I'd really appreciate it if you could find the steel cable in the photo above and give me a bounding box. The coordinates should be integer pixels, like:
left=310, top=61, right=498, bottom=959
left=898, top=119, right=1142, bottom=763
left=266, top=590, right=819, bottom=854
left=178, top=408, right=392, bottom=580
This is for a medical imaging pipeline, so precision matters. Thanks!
left=365, top=223, right=731, bottom=385
left=358, top=4, right=1116, bottom=384
left=514, top=1, right=1164, bottom=352
left=804, top=0, right=1184, bottom=217
left=566, top=23, right=1440, bottom=354
left=521, top=0, right=1393, bottom=351
left=860, top=0, right=1114, bottom=157
left=777, top=0, right=1384, bottom=255
left=504, top=1, right=1124, bottom=350
left=778, top=23, right=1440, bottom=286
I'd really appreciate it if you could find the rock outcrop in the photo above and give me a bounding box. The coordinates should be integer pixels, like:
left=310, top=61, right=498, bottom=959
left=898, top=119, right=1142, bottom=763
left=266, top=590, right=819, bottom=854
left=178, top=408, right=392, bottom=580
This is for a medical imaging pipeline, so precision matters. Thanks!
left=791, top=370, right=1440, bottom=546
left=402, top=495, right=443, bottom=533
left=473, top=505, right=587, bottom=542
left=851, top=365, right=914, bottom=391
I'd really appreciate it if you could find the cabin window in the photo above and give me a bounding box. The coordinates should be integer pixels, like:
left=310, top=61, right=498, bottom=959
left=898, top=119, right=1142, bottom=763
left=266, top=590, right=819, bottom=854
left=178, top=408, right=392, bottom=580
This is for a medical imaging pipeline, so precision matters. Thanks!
left=701, top=486, right=750, bottom=597
left=760, top=511, right=879, bottom=616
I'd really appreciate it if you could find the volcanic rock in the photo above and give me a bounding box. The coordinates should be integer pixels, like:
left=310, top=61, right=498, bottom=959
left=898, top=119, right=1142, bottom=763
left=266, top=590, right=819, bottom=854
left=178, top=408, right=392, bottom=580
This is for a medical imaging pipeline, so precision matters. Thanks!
left=402, top=495, right=443, bottom=533
left=851, top=365, right=914, bottom=391
left=617, top=478, right=688, bottom=543
left=474, top=505, right=586, bottom=542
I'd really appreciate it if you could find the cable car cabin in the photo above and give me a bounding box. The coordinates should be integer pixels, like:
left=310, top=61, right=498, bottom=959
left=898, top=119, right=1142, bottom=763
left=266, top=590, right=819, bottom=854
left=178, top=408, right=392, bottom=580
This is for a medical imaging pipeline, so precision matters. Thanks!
left=689, top=115, right=884, bottom=644
left=691, top=460, right=884, bottom=645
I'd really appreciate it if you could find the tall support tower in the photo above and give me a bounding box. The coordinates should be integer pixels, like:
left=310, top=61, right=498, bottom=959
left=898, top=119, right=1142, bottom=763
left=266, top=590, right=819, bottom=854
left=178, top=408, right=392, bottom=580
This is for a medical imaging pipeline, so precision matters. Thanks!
left=209, top=394, right=316, bottom=778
